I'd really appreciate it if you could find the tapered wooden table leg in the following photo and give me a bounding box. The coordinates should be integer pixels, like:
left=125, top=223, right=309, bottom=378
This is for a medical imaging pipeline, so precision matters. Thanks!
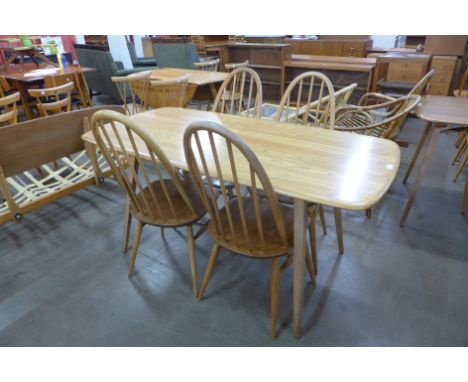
left=13, top=79, right=34, bottom=120
left=403, top=121, right=432, bottom=184
left=293, top=198, right=306, bottom=339
left=400, top=123, right=440, bottom=227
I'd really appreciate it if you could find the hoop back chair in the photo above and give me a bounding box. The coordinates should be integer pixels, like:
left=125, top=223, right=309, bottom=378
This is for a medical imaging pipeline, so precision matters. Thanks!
left=28, top=82, right=74, bottom=117
left=112, top=70, right=152, bottom=115
left=0, top=92, right=20, bottom=126
left=454, top=66, right=468, bottom=98
left=91, top=110, right=206, bottom=296
left=335, top=94, right=421, bottom=139
left=194, top=59, right=220, bottom=72
left=224, top=60, right=249, bottom=72
left=44, top=72, right=91, bottom=108
left=183, top=121, right=314, bottom=339
left=212, top=67, right=263, bottom=118
left=274, top=71, right=336, bottom=128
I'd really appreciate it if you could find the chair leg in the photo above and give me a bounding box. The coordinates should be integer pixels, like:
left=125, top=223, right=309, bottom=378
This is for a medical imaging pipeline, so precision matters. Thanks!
left=452, top=139, right=467, bottom=165
left=122, top=202, right=132, bottom=253
left=304, top=245, right=316, bottom=283
left=308, top=207, right=318, bottom=275
left=271, top=257, right=281, bottom=340
left=453, top=148, right=468, bottom=182
left=198, top=243, right=220, bottom=301
left=128, top=220, right=144, bottom=278
left=186, top=225, right=199, bottom=297
left=333, top=207, right=344, bottom=255
left=318, top=205, right=327, bottom=235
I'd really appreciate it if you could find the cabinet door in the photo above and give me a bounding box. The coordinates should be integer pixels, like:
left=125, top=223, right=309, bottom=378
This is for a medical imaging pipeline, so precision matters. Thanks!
left=427, top=56, right=458, bottom=96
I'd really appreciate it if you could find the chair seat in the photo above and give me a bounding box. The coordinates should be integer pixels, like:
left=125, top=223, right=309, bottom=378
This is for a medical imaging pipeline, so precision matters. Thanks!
left=377, top=79, right=416, bottom=91
left=208, top=197, right=293, bottom=258
left=131, top=178, right=206, bottom=227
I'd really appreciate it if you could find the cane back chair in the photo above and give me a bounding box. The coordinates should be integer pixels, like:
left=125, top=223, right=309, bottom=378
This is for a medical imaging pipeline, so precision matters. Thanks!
left=91, top=110, right=206, bottom=296
left=112, top=70, right=152, bottom=115
left=183, top=120, right=315, bottom=339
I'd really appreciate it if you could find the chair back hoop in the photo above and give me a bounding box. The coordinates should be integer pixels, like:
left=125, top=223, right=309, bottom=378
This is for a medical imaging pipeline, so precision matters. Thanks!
left=0, top=91, right=20, bottom=125
left=335, top=94, right=421, bottom=138
left=183, top=120, right=288, bottom=254
left=111, top=71, right=153, bottom=115
left=212, top=67, right=263, bottom=118
left=194, top=59, right=220, bottom=72
left=275, top=71, right=336, bottom=128
left=28, top=82, right=74, bottom=117
left=225, top=60, right=249, bottom=72
left=91, top=110, right=197, bottom=223
left=408, top=69, right=434, bottom=96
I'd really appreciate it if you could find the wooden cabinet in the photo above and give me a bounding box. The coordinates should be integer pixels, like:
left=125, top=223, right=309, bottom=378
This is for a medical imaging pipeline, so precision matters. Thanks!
left=427, top=56, right=459, bottom=96
left=223, top=43, right=292, bottom=101
left=284, top=39, right=371, bottom=57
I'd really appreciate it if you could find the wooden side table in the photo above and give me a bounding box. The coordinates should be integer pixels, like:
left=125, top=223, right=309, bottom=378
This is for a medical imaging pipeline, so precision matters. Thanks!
left=400, top=95, right=468, bottom=225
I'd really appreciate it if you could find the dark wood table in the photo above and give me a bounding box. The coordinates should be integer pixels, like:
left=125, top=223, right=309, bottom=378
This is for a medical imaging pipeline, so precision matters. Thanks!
left=2, top=65, right=95, bottom=119
left=0, top=46, right=57, bottom=72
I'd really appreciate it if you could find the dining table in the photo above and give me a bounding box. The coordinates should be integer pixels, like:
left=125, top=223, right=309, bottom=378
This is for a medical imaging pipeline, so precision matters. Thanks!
left=400, top=95, right=468, bottom=225
left=81, top=107, right=401, bottom=338
left=2, top=65, right=96, bottom=119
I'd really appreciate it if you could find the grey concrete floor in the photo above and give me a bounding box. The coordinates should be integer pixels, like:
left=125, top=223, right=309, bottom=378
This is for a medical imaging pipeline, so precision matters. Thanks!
left=0, top=113, right=467, bottom=346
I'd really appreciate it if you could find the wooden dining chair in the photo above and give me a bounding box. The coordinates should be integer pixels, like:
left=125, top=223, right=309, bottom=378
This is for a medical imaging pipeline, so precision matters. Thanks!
left=274, top=71, right=339, bottom=271
left=191, top=35, right=207, bottom=58
left=44, top=72, right=90, bottom=109
left=112, top=70, right=153, bottom=115
left=194, top=59, right=220, bottom=72
left=212, top=67, right=263, bottom=118
left=274, top=71, right=336, bottom=128
left=453, top=66, right=468, bottom=98
left=224, top=60, right=249, bottom=72
left=183, top=120, right=315, bottom=339
left=0, top=92, right=20, bottom=126
left=28, top=82, right=74, bottom=117
left=453, top=134, right=468, bottom=182
left=91, top=110, right=207, bottom=296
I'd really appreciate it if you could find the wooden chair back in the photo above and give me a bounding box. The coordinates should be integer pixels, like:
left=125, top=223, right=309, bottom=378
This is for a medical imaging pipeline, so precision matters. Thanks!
left=91, top=110, right=198, bottom=225
left=194, top=59, right=220, bottom=72
left=212, top=67, right=263, bottom=117
left=335, top=83, right=357, bottom=110
left=191, top=35, right=207, bottom=57
left=408, top=69, right=434, bottom=96
left=0, top=75, right=11, bottom=97
left=183, top=120, right=289, bottom=255
left=274, top=71, right=336, bottom=128
left=28, top=82, right=74, bottom=117
left=112, top=70, right=152, bottom=115
left=225, top=60, right=249, bottom=72
left=0, top=92, right=20, bottom=126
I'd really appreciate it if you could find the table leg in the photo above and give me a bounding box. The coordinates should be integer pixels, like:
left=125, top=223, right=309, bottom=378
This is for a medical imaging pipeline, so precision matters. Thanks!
left=209, top=83, right=218, bottom=100
left=403, top=121, right=432, bottom=184
left=293, top=198, right=306, bottom=338
left=13, top=80, right=34, bottom=120
left=400, top=123, right=439, bottom=227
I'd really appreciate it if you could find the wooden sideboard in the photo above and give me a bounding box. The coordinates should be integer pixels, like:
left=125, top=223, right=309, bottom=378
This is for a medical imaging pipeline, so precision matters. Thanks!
left=285, top=38, right=372, bottom=58
left=222, top=43, right=292, bottom=101
left=282, top=55, right=376, bottom=103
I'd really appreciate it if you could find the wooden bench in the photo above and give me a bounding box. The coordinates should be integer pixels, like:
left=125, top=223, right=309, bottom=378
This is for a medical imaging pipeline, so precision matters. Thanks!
left=0, top=105, right=124, bottom=224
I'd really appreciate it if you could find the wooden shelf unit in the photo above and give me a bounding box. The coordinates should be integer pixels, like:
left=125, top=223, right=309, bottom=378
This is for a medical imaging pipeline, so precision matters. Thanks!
left=222, top=43, right=292, bottom=101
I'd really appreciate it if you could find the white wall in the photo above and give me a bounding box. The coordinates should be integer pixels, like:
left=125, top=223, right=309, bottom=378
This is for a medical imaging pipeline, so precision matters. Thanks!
left=75, top=35, right=85, bottom=44
left=133, top=35, right=145, bottom=57
left=371, top=35, right=399, bottom=49
left=107, top=35, right=133, bottom=69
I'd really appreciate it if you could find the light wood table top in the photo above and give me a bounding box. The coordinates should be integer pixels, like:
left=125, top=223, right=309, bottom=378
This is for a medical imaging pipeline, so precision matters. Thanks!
left=2, top=65, right=95, bottom=83
left=150, top=68, right=228, bottom=87
left=82, top=107, right=400, bottom=210
left=415, top=95, right=468, bottom=126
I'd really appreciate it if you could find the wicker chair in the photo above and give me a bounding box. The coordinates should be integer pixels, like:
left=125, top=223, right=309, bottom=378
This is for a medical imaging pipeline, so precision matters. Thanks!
left=91, top=110, right=207, bottom=296
left=183, top=120, right=315, bottom=339
left=112, top=70, right=153, bottom=115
